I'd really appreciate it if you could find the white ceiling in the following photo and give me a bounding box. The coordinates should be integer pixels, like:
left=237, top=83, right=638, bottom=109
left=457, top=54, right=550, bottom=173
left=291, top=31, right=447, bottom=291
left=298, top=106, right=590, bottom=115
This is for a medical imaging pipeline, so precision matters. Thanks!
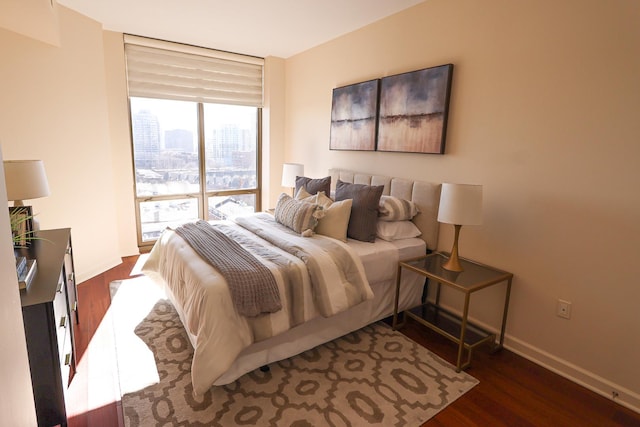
left=57, top=0, right=425, bottom=58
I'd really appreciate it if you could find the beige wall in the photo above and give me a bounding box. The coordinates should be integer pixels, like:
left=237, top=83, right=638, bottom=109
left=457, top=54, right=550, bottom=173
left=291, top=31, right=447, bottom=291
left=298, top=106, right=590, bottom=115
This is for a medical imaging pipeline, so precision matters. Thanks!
left=262, top=56, right=287, bottom=210
left=0, top=0, right=60, bottom=46
left=103, top=30, right=139, bottom=257
left=284, top=0, right=640, bottom=411
left=0, top=6, right=123, bottom=282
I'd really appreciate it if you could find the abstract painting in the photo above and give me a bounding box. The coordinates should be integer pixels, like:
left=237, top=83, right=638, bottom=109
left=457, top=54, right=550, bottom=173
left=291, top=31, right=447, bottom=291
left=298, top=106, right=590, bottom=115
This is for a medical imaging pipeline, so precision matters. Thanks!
left=330, top=79, right=379, bottom=151
left=377, top=64, right=453, bottom=154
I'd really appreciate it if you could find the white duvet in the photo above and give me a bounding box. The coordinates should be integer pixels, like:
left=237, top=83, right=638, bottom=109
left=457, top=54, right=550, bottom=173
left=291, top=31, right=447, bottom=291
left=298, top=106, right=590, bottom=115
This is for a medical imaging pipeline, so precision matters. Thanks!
left=142, top=214, right=373, bottom=396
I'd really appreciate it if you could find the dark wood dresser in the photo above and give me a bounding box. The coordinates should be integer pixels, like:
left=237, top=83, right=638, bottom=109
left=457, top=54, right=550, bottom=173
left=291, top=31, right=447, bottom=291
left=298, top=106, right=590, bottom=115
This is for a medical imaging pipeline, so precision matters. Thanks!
left=19, top=228, right=78, bottom=427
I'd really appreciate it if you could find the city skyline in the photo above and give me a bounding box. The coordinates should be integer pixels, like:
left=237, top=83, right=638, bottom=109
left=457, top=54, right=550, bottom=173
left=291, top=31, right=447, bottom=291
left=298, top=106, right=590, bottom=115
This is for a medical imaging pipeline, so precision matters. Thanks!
left=131, top=106, right=257, bottom=172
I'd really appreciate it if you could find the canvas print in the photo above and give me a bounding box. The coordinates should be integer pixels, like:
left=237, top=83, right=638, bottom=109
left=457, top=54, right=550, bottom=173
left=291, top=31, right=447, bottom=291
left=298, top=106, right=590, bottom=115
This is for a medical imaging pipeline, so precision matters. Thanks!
left=377, top=64, right=453, bottom=154
left=330, top=79, right=379, bottom=151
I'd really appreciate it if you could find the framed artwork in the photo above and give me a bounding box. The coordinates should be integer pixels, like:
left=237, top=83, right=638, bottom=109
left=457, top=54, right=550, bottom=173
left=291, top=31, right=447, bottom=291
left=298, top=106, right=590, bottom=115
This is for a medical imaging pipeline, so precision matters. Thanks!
left=377, top=64, right=453, bottom=154
left=329, top=79, right=379, bottom=151
left=9, top=206, right=34, bottom=247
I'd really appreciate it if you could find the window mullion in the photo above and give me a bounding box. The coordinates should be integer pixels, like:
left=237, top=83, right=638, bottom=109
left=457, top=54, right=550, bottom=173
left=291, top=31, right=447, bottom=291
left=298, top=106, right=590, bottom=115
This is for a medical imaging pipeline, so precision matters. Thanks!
left=256, top=108, right=262, bottom=212
left=197, top=102, right=207, bottom=220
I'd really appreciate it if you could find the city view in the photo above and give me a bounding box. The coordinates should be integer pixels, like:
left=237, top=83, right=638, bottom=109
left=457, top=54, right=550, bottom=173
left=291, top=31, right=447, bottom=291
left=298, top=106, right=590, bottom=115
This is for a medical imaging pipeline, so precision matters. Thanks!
left=130, top=97, right=258, bottom=241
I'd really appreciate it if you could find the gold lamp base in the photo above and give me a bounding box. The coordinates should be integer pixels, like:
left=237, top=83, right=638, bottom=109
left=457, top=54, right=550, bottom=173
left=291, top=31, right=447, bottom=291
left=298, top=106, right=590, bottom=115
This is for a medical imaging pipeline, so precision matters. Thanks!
left=442, top=224, right=464, bottom=272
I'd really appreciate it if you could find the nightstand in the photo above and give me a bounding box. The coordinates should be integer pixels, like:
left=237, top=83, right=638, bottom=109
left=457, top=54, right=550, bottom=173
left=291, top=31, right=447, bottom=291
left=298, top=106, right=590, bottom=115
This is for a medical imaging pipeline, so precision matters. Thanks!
left=393, top=252, right=513, bottom=371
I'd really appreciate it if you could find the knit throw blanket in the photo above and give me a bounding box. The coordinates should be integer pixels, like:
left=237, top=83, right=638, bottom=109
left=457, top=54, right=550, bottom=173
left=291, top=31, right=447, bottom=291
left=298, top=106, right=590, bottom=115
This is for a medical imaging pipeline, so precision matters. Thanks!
left=174, top=220, right=282, bottom=317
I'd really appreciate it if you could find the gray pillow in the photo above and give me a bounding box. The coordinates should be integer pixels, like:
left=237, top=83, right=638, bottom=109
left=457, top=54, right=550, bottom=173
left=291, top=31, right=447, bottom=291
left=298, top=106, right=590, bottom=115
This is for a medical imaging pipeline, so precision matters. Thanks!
left=335, top=180, right=384, bottom=242
left=295, top=176, right=331, bottom=196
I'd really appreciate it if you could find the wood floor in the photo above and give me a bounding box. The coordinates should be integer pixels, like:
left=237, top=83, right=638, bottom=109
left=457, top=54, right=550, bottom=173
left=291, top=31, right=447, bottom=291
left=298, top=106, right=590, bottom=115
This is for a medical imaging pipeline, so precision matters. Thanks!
left=67, top=256, right=640, bottom=427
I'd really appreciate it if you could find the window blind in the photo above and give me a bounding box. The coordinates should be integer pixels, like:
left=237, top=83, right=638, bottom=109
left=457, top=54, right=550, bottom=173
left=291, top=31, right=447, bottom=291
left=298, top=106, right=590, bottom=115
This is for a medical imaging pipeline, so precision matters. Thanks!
left=124, top=34, right=264, bottom=107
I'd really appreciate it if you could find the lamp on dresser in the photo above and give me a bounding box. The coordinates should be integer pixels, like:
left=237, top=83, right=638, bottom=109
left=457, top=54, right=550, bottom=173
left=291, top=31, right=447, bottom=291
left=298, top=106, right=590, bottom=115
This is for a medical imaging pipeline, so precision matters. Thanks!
left=281, top=162, right=304, bottom=196
left=4, top=159, right=50, bottom=232
left=437, top=183, right=483, bottom=272
left=5, top=159, right=51, bottom=288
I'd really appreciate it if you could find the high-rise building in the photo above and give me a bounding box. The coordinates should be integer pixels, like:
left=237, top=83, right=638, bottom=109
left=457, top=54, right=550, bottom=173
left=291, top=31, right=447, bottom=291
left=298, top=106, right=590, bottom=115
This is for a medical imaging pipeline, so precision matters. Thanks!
left=208, top=124, right=255, bottom=169
left=132, top=109, right=161, bottom=169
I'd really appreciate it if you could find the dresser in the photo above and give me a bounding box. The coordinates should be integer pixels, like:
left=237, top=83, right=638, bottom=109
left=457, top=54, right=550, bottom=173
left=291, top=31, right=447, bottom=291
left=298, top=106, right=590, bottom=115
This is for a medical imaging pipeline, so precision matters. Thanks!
left=19, top=228, right=78, bottom=427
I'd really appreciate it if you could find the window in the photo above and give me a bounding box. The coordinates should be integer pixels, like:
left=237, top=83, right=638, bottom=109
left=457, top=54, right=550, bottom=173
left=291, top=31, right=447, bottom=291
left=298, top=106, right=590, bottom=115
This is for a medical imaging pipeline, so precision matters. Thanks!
left=124, top=35, right=264, bottom=247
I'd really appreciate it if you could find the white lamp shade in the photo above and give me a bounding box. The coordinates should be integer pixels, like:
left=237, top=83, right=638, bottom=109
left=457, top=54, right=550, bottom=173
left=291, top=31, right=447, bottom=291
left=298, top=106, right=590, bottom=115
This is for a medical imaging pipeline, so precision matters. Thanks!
left=437, top=183, right=483, bottom=225
left=281, top=163, right=304, bottom=188
left=3, top=160, right=51, bottom=204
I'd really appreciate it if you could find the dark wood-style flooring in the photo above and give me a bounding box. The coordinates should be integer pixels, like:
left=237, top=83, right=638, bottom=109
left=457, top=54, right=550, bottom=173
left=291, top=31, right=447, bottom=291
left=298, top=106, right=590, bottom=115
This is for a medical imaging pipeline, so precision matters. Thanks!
left=67, top=256, right=640, bottom=427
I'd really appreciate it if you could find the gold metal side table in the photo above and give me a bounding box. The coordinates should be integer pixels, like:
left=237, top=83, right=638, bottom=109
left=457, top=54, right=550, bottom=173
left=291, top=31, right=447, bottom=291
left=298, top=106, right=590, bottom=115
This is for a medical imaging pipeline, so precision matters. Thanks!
left=393, top=252, right=513, bottom=371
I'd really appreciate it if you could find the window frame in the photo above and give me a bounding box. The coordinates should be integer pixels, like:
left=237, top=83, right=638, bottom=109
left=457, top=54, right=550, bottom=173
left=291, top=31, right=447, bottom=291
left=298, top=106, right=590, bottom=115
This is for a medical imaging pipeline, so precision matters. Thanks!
left=131, top=101, right=262, bottom=250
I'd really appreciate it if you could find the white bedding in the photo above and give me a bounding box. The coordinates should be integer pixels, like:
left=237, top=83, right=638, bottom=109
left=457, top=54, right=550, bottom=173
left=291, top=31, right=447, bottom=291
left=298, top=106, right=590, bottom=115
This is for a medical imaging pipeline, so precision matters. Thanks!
left=143, top=216, right=426, bottom=394
left=143, top=214, right=377, bottom=395
left=213, top=236, right=426, bottom=385
left=349, top=236, right=426, bottom=284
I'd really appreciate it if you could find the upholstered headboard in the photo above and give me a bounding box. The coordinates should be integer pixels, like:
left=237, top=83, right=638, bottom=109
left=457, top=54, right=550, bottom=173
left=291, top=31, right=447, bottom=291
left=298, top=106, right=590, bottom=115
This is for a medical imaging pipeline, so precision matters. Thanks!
left=329, top=168, right=442, bottom=251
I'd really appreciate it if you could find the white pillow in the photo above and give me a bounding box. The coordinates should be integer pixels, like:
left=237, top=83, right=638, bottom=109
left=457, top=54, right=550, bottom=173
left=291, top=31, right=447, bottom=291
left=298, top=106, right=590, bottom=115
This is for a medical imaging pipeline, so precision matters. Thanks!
left=298, top=189, right=351, bottom=242
left=295, top=186, right=314, bottom=200
left=376, top=220, right=422, bottom=241
left=314, top=191, right=333, bottom=208
left=315, top=198, right=352, bottom=242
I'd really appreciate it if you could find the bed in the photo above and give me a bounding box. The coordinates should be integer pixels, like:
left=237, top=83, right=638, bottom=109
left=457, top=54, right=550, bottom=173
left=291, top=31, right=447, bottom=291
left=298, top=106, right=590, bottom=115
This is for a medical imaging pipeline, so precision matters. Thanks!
left=142, top=168, right=441, bottom=396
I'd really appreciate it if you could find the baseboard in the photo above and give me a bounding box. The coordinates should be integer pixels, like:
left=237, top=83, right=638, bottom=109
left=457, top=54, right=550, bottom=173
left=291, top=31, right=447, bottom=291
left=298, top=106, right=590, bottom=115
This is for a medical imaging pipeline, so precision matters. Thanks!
left=503, top=335, right=640, bottom=414
left=76, top=257, right=122, bottom=284
left=433, top=302, right=640, bottom=414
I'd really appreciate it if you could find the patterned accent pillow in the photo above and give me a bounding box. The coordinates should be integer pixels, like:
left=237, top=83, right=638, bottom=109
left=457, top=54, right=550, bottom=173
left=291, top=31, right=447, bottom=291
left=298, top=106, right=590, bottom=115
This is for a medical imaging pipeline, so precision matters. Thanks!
left=335, top=180, right=384, bottom=243
left=378, top=195, right=420, bottom=221
left=295, top=176, right=331, bottom=196
left=274, top=193, right=323, bottom=236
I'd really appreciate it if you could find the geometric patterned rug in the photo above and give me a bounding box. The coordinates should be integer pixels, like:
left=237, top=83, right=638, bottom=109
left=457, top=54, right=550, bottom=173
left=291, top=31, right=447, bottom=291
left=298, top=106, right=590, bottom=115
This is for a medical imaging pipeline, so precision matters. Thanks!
left=110, top=277, right=478, bottom=427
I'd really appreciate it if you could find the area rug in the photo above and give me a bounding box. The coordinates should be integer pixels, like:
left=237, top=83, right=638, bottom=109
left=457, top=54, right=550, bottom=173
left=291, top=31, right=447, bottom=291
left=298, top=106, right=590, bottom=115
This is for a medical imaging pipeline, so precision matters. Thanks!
left=110, top=276, right=478, bottom=426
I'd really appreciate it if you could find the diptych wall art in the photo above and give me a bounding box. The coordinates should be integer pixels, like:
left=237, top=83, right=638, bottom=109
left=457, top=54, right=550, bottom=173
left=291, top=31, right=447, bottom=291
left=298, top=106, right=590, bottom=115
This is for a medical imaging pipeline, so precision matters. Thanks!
left=329, top=79, right=379, bottom=151
left=329, top=64, right=453, bottom=154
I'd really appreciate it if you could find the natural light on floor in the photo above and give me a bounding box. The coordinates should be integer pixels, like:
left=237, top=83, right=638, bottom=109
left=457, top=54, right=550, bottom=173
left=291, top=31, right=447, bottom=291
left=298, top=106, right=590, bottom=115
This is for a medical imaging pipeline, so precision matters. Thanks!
left=66, top=254, right=156, bottom=418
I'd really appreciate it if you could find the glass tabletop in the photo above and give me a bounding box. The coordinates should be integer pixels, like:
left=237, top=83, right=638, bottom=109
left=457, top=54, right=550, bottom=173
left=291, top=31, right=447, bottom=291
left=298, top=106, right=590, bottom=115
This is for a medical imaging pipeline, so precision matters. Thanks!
left=401, top=252, right=512, bottom=292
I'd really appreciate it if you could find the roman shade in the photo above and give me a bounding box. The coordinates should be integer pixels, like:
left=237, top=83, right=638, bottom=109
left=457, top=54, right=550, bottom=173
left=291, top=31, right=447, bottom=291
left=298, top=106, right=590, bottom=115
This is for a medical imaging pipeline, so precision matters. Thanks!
left=124, top=34, right=264, bottom=107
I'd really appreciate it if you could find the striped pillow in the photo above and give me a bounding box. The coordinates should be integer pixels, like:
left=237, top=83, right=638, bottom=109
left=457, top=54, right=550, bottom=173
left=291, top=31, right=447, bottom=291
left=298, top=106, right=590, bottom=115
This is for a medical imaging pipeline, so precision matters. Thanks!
left=378, top=195, right=419, bottom=221
left=274, top=193, right=323, bottom=236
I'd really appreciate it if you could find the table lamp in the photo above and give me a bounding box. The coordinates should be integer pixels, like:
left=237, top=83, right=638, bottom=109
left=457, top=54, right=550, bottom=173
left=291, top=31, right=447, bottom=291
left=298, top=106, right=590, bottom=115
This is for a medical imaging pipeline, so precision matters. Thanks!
left=281, top=163, right=304, bottom=196
left=437, top=183, right=483, bottom=272
left=4, top=159, right=51, bottom=231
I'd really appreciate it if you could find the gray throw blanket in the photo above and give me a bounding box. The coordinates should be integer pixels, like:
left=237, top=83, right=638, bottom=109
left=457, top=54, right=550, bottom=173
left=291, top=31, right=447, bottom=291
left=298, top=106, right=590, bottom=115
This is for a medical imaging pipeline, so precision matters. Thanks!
left=174, top=220, right=282, bottom=317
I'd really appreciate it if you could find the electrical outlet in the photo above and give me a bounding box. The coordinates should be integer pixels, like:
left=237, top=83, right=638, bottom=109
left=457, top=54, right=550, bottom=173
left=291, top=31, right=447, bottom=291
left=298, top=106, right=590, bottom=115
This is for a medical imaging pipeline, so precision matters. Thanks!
left=557, top=299, right=572, bottom=319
